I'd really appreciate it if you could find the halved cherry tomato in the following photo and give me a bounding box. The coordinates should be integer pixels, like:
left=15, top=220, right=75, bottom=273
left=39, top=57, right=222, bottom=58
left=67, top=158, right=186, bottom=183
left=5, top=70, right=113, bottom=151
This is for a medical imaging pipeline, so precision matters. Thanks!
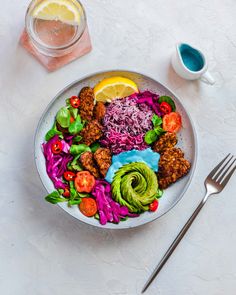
left=63, top=187, right=70, bottom=198
left=79, top=197, right=97, bottom=217
left=63, top=171, right=76, bottom=181
left=163, top=112, right=182, bottom=133
left=70, top=96, right=80, bottom=108
left=70, top=116, right=75, bottom=123
left=160, top=101, right=172, bottom=115
left=51, top=140, right=62, bottom=154
left=74, top=171, right=95, bottom=193
left=149, top=199, right=159, bottom=212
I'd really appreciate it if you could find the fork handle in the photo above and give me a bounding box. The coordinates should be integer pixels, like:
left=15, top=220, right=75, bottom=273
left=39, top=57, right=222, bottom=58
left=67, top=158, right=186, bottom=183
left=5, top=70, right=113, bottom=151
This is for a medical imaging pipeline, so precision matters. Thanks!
left=142, top=195, right=209, bottom=293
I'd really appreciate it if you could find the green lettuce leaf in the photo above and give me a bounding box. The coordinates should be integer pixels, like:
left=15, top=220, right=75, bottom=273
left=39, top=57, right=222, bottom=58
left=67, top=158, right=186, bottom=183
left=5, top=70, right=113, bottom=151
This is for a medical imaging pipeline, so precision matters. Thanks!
left=70, top=144, right=91, bottom=156
left=68, top=115, right=84, bottom=135
left=45, top=123, right=63, bottom=141
left=45, top=191, right=67, bottom=204
left=56, top=107, right=71, bottom=128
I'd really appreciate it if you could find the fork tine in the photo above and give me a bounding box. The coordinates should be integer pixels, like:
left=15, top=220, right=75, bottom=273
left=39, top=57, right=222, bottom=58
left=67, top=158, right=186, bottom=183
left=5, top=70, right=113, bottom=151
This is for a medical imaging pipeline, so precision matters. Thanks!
left=220, top=161, right=236, bottom=187
left=217, top=159, right=236, bottom=183
left=213, top=155, right=234, bottom=181
left=207, top=154, right=231, bottom=179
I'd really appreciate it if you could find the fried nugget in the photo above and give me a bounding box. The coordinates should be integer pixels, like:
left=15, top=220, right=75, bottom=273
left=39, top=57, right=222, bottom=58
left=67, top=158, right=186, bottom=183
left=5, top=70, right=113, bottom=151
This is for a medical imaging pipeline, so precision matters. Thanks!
left=80, top=151, right=100, bottom=178
left=157, top=147, right=191, bottom=189
left=153, top=132, right=177, bottom=154
left=78, top=87, right=95, bottom=121
left=80, top=120, right=103, bottom=146
left=93, top=101, right=106, bottom=123
left=94, top=148, right=112, bottom=177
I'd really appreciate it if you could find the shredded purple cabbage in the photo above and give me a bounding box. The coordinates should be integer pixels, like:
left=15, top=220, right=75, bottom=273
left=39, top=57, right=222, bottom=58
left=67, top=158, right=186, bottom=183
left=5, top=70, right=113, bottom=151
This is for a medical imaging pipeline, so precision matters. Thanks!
left=91, top=180, right=139, bottom=225
left=63, top=134, right=74, bottom=146
left=101, top=93, right=155, bottom=154
left=134, top=91, right=162, bottom=116
left=42, top=135, right=73, bottom=189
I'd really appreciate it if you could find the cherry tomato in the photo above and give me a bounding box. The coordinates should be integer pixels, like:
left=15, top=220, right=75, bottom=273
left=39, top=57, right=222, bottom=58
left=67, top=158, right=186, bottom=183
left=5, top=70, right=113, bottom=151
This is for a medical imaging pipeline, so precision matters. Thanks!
left=74, top=171, right=95, bottom=193
left=63, top=187, right=70, bottom=198
left=149, top=199, right=159, bottom=212
left=160, top=101, right=172, bottom=115
left=63, top=171, right=76, bottom=181
left=70, top=96, right=80, bottom=108
left=163, top=112, right=182, bottom=133
left=70, top=116, right=75, bottom=123
left=51, top=140, right=62, bottom=154
left=79, top=197, right=97, bottom=217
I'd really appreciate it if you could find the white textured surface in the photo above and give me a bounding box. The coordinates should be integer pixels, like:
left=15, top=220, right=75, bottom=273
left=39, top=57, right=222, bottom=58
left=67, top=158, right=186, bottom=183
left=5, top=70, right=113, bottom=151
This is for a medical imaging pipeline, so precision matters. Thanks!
left=0, top=0, right=236, bottom=294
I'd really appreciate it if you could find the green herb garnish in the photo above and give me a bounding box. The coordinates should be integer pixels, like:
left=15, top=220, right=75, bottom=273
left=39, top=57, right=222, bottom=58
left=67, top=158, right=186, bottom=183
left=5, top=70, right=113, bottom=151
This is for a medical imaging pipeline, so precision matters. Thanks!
left=68, top=115, right=84, bottom=135
left=70, top=155, right=83, bottom=171
left=145, top=114, right=165, bottom=145
left=68, top=181, right=82, bottom=206
left=73, top=135, right=83, bottom=143
left=94, top=213, right=100, bottom=220
left=70, top=144, right=91, bottom=156
left=156, top=189, right=164, bottom=199
left=90, top=142, right=101, bottom=153
left=56, top=107, right=71, bottom=128
left=68, top=106, right=78, bottom=119
left=144, top=130, right=158, bottom=145
left=45, top=123, right=63, bottom=141
left=45, top=191, right=67, bottom=204
left=152, top=114, right=162, bottom=127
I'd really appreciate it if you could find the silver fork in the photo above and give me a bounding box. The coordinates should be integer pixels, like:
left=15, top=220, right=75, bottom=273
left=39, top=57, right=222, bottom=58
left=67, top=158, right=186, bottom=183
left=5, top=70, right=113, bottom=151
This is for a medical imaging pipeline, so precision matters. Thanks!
left=142, top=154, right=236, bottom=293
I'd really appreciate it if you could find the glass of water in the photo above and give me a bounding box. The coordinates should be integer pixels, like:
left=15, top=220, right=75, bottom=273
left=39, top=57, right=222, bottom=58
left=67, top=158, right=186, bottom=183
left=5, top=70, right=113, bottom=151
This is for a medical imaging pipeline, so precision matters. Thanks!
left=25, top=0, right=87, bottom=57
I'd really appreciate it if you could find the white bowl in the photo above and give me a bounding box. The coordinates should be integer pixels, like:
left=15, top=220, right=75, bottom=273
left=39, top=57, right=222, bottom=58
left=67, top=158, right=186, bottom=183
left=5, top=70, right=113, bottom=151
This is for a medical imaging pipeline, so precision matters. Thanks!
left=35, top=70, right=197, bottom=229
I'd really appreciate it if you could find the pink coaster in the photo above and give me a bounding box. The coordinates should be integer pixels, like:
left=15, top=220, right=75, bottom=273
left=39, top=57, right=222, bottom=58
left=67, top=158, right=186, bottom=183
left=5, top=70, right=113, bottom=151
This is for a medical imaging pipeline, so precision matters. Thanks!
left=20, top=27, right=92, bottom=72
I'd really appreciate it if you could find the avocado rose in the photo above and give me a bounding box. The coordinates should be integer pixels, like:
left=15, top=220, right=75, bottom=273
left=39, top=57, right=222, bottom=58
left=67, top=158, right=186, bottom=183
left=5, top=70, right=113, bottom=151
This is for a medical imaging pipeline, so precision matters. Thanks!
left=111, top=162, right=158, bottom=213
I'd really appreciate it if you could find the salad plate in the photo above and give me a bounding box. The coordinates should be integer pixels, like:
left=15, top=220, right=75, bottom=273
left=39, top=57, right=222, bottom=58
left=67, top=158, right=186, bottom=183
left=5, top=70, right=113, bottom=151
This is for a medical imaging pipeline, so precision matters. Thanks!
left=35, top=70, right=197, bottom=229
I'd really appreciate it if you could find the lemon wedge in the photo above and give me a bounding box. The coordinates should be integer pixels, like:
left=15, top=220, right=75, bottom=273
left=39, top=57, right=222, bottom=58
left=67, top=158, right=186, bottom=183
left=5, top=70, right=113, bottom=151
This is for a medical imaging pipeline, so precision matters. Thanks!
left=94, top=77, right=139, bottom=102
left=32, top=0, right=81, bottom=25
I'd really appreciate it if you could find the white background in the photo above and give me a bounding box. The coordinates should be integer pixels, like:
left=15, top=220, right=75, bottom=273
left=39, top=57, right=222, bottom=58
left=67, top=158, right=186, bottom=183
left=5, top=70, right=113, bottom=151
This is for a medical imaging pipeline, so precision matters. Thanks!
left=0, top=0, right=236, bottom=294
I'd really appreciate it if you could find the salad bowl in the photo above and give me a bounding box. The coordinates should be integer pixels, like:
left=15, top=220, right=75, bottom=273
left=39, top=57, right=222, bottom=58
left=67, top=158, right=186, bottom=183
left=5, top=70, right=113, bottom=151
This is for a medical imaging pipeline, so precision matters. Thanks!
left=35, top=70, right=197, bottom=229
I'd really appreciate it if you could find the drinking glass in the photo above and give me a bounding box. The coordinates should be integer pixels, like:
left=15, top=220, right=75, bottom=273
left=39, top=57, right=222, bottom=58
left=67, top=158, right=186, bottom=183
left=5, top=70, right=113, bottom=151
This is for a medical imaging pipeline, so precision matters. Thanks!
left=25, top=0, right=87, bottom=57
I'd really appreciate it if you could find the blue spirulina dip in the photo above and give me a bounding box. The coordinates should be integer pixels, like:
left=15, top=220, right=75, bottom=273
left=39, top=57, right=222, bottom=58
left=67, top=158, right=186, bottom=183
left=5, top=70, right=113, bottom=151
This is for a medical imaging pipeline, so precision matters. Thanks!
left=179, top=44, right=204, bottom=72
left=105, top=148, right=160, bottom=183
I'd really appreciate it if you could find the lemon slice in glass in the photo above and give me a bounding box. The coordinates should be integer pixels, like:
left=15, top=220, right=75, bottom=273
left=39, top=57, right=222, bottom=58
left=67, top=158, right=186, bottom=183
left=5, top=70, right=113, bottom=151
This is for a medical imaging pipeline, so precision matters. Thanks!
left=94, top=77, right=139, bottom=102
left=32, top=0, right=81, bottom=25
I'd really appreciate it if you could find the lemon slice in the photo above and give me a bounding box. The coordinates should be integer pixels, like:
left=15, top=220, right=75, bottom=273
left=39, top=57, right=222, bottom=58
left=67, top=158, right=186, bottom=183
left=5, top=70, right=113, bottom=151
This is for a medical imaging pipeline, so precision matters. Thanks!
left=32, top=0, right=81, bottom=25
left=94, top=77, right=139, bottom=102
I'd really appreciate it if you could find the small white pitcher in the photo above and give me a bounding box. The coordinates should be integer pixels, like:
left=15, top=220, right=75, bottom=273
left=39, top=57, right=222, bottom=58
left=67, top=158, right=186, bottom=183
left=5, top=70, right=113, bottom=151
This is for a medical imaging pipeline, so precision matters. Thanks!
left=171, top=43, right=215, bottom=85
